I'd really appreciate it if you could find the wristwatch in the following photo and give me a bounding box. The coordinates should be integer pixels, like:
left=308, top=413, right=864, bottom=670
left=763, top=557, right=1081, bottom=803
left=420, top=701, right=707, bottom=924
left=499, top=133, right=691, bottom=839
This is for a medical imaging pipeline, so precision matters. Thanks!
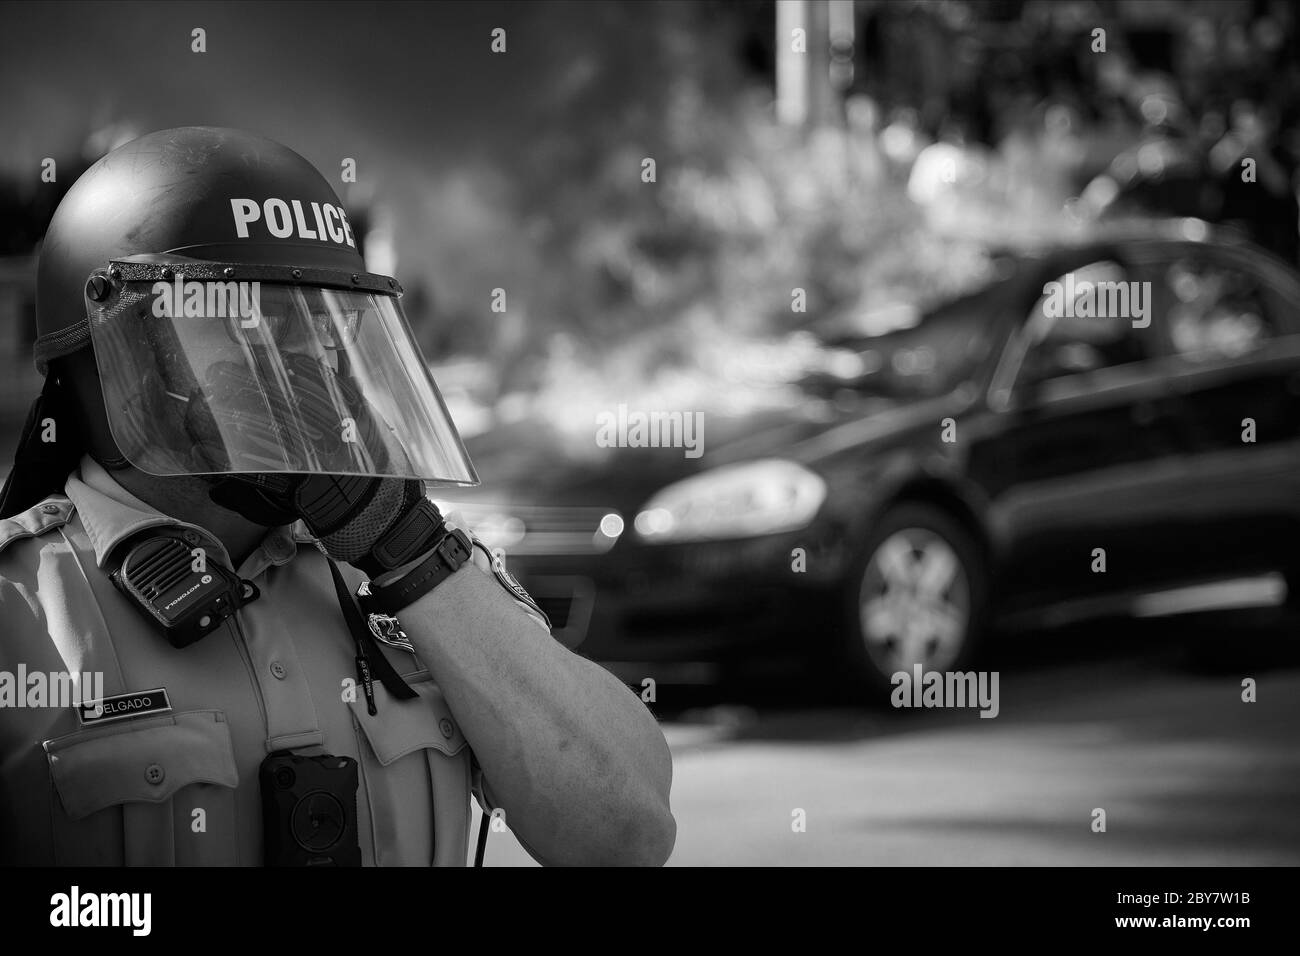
left=357, top=526, right=474, bottom=619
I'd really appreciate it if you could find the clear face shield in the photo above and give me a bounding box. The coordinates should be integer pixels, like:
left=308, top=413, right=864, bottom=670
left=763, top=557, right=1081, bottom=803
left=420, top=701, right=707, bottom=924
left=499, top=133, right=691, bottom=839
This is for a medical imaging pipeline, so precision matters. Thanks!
left=84, top=258, right=479, bottom=486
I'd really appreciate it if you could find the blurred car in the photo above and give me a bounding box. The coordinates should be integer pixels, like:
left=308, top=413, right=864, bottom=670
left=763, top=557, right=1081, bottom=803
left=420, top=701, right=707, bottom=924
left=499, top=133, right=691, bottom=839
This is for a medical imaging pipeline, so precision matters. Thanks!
left=446, top=220, right=1300, bottom=693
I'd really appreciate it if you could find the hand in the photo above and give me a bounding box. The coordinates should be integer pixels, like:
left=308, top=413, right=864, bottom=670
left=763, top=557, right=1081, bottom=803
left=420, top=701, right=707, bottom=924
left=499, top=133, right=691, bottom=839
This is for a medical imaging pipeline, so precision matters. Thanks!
left=209, top=471, right=442, bottom=576
left=189, top=352, right=443, bottom=574
left=185, top=352, right=391, bottom=475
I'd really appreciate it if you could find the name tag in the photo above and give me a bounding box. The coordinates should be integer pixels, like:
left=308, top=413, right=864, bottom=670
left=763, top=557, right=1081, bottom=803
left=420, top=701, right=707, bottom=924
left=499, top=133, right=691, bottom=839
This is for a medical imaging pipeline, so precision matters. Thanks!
left=78, top=688, right=172, bottom=726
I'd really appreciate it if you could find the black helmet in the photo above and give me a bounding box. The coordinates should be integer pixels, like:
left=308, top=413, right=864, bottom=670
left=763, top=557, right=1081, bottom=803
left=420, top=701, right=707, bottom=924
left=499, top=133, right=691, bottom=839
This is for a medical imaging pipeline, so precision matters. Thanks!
left=1, top=127, right=475, bottom=517
left=35, top=126, right=365, bottom=375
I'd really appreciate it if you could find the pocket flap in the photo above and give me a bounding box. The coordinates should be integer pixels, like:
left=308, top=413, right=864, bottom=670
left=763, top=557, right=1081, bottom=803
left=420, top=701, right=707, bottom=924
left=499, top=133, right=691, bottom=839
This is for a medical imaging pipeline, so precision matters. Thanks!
left=44, top=710, right=239, bottom=820
left=349, top=678, right=467, bottom=763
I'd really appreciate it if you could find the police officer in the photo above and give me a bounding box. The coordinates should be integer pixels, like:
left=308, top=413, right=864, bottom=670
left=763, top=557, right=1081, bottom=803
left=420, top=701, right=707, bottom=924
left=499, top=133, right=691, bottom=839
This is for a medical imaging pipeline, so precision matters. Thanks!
left=0, top=127, right=675, bottom=867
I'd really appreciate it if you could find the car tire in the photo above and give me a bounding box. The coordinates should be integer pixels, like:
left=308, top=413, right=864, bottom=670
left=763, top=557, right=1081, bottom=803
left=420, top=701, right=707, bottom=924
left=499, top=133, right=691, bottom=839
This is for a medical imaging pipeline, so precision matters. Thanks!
left=838, top=502, right=989, bottom=699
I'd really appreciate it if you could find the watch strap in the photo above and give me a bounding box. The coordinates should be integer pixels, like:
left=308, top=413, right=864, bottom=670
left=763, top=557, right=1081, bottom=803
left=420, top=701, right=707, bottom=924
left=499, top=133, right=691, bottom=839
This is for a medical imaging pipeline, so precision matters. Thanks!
left=359, top=527, right=473, bottom=615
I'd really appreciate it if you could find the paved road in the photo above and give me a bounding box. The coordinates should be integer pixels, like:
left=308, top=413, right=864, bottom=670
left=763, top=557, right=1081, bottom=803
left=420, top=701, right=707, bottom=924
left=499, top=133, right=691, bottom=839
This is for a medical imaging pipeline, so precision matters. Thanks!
left=481, top=610, right=1300, bottom=866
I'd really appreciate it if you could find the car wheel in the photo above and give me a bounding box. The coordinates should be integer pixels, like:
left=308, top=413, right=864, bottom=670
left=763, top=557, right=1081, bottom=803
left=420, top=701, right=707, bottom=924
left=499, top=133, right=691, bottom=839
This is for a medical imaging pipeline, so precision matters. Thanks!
left=840, top=503, right=988, bottom=696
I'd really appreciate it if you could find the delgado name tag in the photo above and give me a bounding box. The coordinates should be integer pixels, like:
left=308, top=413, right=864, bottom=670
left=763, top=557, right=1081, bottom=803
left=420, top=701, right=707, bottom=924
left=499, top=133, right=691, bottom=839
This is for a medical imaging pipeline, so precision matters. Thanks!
left=79, top=688, right=172, bottom=725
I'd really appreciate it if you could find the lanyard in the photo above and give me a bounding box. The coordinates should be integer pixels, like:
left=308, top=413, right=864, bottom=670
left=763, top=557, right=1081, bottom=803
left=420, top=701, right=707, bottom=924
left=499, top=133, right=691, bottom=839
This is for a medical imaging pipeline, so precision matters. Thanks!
left=326, top=557, right=417, bottom=714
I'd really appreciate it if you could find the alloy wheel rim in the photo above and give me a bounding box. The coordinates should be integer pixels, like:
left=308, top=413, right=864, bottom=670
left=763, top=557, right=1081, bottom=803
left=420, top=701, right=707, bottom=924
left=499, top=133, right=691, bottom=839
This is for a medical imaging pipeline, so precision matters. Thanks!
left=859, top=527, right=970, bottom=676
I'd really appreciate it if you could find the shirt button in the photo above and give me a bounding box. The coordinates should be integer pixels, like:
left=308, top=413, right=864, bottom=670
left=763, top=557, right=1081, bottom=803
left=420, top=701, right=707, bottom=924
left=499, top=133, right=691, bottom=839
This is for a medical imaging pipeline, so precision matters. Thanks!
left=40, top=503, right=60, bottom=515
left=439, top=718, right=455, bottom=739
left=270, top=661, right=288, bottom=680
left=144, top=764, right=165, bottom=785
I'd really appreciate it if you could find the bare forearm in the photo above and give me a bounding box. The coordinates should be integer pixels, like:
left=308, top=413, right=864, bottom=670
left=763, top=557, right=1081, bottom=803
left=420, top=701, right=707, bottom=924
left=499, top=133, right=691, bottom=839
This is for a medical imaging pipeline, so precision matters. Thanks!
left=398, top=563, right=676, bottom=865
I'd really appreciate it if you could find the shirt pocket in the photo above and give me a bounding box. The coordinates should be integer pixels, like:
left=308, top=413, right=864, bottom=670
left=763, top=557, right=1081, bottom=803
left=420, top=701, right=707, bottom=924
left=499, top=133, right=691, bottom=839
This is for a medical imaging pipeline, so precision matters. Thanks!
left=43, top=710, right=240, bottom=866
left=347, top=677, right=472, bottom=867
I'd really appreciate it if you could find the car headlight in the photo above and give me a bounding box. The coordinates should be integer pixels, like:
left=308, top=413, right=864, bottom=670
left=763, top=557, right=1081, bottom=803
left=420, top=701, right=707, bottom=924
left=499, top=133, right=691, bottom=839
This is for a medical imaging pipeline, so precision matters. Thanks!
left=633, top=459, right=827, bottom=543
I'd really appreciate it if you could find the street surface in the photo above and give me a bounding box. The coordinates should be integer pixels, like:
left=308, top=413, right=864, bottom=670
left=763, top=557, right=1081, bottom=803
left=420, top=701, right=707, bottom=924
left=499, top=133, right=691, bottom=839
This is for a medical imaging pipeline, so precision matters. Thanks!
left=482, top=610, right=1300, bottom=866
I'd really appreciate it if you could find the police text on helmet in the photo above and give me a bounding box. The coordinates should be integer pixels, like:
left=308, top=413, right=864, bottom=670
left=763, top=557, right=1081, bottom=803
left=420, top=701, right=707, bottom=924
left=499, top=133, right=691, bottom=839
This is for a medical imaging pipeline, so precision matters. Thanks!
left=230, top=197, right=356, bottom=247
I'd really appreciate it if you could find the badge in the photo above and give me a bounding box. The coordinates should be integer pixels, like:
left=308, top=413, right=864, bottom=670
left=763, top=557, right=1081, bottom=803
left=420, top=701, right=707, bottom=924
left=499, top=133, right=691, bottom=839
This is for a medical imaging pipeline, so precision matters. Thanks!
left=78, top=688, right=173, bottom=725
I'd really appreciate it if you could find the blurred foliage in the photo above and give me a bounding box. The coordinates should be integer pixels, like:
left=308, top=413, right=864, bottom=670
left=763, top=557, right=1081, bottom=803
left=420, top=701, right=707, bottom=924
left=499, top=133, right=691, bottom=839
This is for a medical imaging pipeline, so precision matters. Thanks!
left=418, top=0, right=1300, bottom=431
left=427, top=2, right=1009, bottom=419
left=3, top=0, right=1296, bottom=435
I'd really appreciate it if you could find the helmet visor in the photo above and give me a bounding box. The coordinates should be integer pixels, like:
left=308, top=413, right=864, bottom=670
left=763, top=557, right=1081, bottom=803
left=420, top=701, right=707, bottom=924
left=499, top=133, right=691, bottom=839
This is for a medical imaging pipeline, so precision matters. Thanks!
left=85, top=262, right=479, bottom=485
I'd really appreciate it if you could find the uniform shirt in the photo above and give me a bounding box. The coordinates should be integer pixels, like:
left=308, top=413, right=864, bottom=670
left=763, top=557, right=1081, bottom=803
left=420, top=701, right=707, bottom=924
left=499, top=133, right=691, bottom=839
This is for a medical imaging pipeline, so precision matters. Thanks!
left=0, top=456, right=522, bottom=866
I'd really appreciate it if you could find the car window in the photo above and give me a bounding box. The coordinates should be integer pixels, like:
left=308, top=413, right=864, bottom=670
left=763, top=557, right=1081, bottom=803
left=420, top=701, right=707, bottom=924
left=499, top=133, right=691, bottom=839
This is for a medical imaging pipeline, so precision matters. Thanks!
left=1158, top=256, right=1282, bottom=361
left=872, top=295, right=997, bottom=396
left=1015, top=259, right=1153, bottom=388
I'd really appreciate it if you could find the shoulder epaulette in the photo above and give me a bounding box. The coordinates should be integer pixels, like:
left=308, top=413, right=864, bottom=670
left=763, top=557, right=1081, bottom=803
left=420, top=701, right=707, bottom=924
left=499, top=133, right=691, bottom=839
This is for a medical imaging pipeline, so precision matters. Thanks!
left=0, top=495, right=75, bottom=555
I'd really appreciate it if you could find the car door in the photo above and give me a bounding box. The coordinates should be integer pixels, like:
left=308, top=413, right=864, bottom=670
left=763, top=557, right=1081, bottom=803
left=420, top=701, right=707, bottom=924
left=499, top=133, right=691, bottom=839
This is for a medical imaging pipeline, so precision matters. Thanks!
left=1126, top=241, right=1300, bottom=584
left=967, top=252, right=1189, bottom=610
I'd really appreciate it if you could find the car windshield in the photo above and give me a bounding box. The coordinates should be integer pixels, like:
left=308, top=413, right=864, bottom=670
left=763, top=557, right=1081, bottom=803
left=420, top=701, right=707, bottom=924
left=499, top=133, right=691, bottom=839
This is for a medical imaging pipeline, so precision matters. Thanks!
left=808, top=289, right=1001, bottom=399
